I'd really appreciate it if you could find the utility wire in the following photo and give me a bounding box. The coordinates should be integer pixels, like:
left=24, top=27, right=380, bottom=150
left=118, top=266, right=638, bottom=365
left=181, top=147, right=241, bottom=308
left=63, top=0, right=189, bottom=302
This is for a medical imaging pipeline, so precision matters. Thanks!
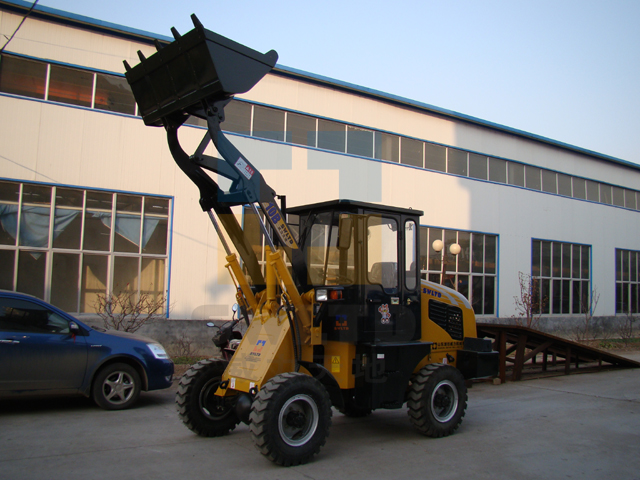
left=0, top=0, right=39, bottom=54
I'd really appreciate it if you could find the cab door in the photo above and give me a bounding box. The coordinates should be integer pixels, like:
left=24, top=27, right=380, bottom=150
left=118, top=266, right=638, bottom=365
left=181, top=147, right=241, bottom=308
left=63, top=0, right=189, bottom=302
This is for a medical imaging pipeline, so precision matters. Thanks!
left=365, top=214, right=419, bottom=342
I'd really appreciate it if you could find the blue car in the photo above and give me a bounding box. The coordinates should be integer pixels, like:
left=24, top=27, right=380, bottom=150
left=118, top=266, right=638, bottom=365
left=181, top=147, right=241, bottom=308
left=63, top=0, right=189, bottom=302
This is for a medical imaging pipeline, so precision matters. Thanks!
left=0, top=290, right=174, bottom=409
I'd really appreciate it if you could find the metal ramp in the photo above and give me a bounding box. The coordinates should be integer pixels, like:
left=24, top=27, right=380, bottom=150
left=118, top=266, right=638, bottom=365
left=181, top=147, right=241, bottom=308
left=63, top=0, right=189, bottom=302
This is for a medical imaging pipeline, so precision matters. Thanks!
left=477, top=323, right=640, bottom=382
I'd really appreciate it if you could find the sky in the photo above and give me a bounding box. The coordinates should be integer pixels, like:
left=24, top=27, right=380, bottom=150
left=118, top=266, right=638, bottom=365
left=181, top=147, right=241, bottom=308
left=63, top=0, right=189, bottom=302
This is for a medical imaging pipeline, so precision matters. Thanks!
left=33, top=0, right=640, bottom=165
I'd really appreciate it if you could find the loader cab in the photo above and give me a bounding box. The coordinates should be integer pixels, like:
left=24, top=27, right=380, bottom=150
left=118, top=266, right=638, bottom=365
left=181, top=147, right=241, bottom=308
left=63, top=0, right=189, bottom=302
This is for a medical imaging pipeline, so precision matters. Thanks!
left=288, top=200, right=423, bottom=344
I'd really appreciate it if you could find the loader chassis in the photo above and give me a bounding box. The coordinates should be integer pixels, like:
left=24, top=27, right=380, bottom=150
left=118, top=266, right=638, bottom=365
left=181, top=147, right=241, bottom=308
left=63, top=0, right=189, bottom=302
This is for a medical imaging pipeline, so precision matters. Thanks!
left=124, top=15, right=498, bottom=466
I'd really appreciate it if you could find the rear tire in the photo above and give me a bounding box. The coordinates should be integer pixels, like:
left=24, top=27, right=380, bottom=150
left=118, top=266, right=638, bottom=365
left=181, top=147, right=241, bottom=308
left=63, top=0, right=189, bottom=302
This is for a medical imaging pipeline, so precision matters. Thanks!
left=250, top=372, right=332, bottom=466
left=176, top=358, right=239, bottom=437
left=407, top=364, right=467, bottom=437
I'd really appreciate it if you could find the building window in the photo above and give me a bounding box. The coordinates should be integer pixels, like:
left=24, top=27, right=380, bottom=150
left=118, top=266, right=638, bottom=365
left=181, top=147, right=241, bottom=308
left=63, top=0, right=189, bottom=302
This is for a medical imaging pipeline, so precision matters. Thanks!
left=508, top=162, right=525, bottom=187
left=420, top=226, right=497, bottom=315
left=253, top=105, right=285, bottom=142
left=489, top=157, right=507, bottom=183
left=531, top=239, right=590, bottom=315
left=0, top=180, right=170, bottom=314
left=347, top=126, right=374, bottom=158
left=222, top=100, right=251, bottom=135
left=48, top=64, right=93, bottom=107
left=286, top=112, right=316, bottom=147
left=616, top=249, right=639, bottom=314
left=469, top=154, right=488, bottom=180
left=525, top=166, right=541, bottom=191
left=448, top=149, right=468, bottom=176
left=424, top=143, right=446, bottom=172
left=374, top=132, right=399, bottom=163
left=94, top=73, right=136, bottom=115
left=318, top=119, right=346, bottom=153
left=0, top=55, right=47, bottom=99
left=400, top=137, right=423, bottom=167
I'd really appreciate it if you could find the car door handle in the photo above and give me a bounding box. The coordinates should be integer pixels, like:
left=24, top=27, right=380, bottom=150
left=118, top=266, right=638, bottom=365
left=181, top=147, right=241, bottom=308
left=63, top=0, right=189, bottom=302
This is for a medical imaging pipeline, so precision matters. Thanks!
left=0, top=339, right=20, bottom=344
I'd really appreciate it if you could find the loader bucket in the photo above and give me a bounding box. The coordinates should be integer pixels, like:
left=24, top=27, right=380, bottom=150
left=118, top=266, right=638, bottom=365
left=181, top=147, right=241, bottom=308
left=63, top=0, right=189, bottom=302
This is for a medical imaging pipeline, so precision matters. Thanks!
left=124, top=15, right=278, bottom=126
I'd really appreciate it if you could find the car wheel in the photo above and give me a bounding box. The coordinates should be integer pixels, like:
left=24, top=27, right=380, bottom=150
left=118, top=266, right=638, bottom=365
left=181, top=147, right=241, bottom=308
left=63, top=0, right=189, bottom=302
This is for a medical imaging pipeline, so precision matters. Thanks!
left=92, top=363, right=141, bottom=410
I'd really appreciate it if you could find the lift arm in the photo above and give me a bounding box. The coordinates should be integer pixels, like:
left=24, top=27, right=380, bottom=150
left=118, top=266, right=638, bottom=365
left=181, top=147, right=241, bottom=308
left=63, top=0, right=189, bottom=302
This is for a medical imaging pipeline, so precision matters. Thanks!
left=124, top=14, right=298, bottom=289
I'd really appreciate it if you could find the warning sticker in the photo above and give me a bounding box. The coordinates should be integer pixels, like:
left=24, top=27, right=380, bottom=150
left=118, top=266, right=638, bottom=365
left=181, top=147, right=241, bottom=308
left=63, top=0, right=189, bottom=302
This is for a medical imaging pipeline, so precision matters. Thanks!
left=235, top=157, right=254, bottom=180
left=331, top=356, right=340, bottom=373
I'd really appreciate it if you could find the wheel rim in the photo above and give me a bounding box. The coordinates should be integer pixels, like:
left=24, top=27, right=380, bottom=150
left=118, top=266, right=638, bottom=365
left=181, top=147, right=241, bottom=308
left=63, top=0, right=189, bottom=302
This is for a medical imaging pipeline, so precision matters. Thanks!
left=199, top=377, right=232, bottom=421
left=278, top=394, right=319, bottom=447
left=102, top=371, right=135, bottom=405
left=430, top=379, right=459, bottom=423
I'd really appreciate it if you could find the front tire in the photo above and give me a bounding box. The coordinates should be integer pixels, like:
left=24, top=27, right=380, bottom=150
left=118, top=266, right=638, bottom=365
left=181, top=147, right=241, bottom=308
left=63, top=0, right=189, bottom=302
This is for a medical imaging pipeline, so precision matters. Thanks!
left=176, top=358, right=239, bottom=437
left=250, top=372, right=332, bottom=466
left=407, top=364, right=467, bottom=437
left=92, top=362, right=141, bottom=410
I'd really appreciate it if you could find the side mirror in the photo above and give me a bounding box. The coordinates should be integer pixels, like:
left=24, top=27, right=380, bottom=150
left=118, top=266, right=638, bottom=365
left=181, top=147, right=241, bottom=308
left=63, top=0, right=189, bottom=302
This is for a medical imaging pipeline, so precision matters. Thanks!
left=231, top=303, right=239, bottom=313
left=69, top=321, right=80, bottom=332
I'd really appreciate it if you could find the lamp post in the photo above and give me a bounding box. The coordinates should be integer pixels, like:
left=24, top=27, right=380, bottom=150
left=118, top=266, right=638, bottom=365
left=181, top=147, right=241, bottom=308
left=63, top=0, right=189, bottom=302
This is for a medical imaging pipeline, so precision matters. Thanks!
left=432, top=239, right=460, bottom=286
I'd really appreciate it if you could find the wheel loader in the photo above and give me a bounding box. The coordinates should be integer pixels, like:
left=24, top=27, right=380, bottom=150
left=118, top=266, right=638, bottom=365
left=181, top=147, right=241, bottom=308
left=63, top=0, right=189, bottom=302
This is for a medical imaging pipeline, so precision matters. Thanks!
left=124, top=15, right=499, bottom=466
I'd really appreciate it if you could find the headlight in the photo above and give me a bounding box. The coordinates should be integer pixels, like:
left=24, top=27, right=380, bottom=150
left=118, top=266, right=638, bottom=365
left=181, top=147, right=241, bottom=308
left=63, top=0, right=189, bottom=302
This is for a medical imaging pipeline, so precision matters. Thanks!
left=148, top=343, right=169, bottom=360
left=315, top=289, right=328, bottom=302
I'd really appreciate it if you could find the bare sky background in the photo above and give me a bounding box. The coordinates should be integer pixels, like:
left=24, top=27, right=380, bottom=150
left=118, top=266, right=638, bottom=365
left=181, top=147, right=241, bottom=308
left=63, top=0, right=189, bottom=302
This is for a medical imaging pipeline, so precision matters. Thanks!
left=34, top=0, right=640, bottom=165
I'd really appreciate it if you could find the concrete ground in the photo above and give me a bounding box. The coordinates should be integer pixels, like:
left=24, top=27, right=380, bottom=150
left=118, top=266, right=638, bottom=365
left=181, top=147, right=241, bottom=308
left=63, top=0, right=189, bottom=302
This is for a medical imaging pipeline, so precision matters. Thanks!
left=1, top=355, right=639, bottom=480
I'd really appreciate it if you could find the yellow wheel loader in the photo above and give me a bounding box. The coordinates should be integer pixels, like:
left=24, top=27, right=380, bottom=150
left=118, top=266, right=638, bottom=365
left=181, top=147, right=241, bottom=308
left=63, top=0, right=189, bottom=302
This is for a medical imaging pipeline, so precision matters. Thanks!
left=124, top=15, right=499, bottom=466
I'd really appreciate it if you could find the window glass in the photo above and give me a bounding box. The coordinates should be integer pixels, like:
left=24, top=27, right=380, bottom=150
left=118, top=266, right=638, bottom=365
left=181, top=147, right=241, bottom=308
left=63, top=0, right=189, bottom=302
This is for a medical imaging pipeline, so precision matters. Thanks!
left=0, top=55, right=47, bottom=99
left=48, top=64, right=93, bottom=107
left=253, top=105, right=285, bottom=141
left=51, top=252, right=79, bottom=312
left=19, top=184, right=51, bottom=248
left=115, top=194, right=142, bottom=253
left=508, top=162, right=525, bottom=187
left=557, top=173, right=572, bottom=196
left=53, top=187, right=83, bottom=249
left=489, top=157, right=507, bottom=183
left=305, top=212, right=355, bottom=286
left=532, top=239, right=591, bottom=315
left=84, top=191, right=112, bottom=251
left=421, top=227, right=496, bottom=315
left=141, top=257, right=166, bottom=302
left=424, top=143, right=446, bottom=172
left=222, top=100, right=251, bottom=135
left=572, top=177, right=586, bottom=199
left=374, top=132, right=399, bottom=163
left=448, top=149, right=467, bottom=176
left=367, top=216, right=398, bottom=292
left=286, top=112, right=316, bottom=147
left=541, top=170, right=557, bottom=194
left=1, top=181, right=169, bottom=313
left=612, top=187, right=625, bottom=207
left=347, top=126, right=373, bottom=157
left=600, top=184, right=612, bottom=205
left=525, top=166, right=541, bottom=190
left=401, top=137, right=423, bottom=167
left=624, top=190, right=637, bottom=210
left=94, top=74, right=136, bottom=115
left=0, top=298, right=69, bottom=333
left=318, top=119, right=345, bottom=152
left=0, top=250, right=14, bottom=290
left=17, top=250, right=47, bottom=299
left=80, top=254, right=108, bottom=313
left=457, top=231, right=470, bottom=273
left=586, top=180, right=599, bottom=202
left=113, top=256, right=139, bottom=299
left=0, top=181, right=20, bottom=246
left=405, top=220, right=417, bottom=290
left=468, top=154, right=487, bottom=180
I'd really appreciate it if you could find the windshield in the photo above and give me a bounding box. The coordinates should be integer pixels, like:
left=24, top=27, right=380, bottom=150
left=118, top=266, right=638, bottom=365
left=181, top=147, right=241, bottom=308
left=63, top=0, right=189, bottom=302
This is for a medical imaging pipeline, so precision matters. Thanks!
left=304, top=211, right=355, bottom=286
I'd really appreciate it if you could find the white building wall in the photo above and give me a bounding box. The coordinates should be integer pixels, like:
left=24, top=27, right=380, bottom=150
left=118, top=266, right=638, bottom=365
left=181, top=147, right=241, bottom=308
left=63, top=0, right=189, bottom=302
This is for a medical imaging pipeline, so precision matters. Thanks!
left=1, top=4, right=639, bottom=322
